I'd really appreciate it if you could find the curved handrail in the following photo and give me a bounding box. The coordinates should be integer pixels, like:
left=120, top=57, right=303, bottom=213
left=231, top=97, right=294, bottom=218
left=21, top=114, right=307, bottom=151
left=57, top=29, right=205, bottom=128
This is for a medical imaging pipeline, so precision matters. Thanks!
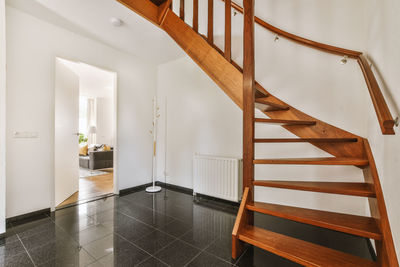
left=228, top=1, right=362, bottom=58
left=358, top=55, right=395, bottom=134
left=223, top=0, right=395, bottom=134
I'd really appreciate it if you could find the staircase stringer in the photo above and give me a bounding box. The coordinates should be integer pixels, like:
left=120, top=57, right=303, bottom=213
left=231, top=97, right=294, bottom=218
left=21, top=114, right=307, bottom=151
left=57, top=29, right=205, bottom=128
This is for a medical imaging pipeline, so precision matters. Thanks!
left=161, top=9, right=244, bottom=109
left=363, top=139, right=399, bottom=266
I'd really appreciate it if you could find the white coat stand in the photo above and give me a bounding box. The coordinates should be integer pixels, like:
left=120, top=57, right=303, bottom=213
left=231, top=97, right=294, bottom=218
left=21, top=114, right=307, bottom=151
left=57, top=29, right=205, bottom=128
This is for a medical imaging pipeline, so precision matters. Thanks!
left=146, top=98, right=162, bottom=193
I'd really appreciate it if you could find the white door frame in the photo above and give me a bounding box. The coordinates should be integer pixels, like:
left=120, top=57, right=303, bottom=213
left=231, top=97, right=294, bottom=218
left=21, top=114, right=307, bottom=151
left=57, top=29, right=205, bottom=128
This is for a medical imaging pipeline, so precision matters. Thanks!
left=0, top=0, right=6, bottom=234
left=52, top=57, right=118, bottom=210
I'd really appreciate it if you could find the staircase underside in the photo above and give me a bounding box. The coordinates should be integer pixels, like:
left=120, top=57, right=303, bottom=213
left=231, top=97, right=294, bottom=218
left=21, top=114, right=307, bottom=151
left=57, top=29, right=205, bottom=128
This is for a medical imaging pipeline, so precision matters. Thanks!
left=149, top=0, right=166, bottom=6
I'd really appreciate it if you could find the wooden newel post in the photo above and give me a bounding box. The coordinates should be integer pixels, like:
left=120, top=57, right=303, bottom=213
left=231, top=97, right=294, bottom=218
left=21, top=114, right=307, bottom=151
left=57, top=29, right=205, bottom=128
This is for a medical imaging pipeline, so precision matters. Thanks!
left=242, top=0, right=255, bottom=203
left=231, top=0, right=255, bottom=258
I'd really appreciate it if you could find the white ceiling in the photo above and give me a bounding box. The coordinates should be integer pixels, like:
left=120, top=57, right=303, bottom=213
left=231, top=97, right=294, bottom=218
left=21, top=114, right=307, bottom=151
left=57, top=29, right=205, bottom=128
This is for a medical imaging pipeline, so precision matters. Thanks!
left=78, top=63, right=115, bottom=98
left=59, top=58, right=115, bottom=98
left=6, top=0, right=185, bottom=65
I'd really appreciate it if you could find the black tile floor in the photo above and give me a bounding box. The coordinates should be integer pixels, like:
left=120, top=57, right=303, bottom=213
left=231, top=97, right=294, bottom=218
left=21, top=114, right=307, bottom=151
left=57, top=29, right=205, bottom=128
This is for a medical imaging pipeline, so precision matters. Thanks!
left=0, top=188, right=374, bottom=267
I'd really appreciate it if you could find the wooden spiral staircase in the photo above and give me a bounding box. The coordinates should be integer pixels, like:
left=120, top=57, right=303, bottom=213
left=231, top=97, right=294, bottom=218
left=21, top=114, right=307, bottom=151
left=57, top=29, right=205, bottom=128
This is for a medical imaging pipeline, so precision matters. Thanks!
left=118, top=0, right=398, bottom=266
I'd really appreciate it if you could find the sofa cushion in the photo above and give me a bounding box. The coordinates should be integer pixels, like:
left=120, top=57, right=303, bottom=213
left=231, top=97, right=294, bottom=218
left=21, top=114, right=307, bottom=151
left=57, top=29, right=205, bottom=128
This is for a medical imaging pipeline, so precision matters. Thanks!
left=79, top=144, right=88, bottom=156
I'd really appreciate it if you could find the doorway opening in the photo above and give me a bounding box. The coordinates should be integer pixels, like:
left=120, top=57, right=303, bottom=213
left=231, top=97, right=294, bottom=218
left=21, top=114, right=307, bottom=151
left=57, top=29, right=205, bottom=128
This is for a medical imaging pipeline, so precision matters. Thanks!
left=54, top=58, right=117, bottom=209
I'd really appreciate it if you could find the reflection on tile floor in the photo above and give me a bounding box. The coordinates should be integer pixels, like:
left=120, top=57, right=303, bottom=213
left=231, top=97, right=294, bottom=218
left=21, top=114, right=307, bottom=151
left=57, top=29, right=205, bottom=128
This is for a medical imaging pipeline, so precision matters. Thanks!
left=1, top=189, right=374, bottom=266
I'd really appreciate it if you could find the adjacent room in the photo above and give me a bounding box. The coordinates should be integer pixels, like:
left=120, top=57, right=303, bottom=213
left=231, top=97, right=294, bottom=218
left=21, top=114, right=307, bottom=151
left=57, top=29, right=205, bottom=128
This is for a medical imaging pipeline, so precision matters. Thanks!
left=55, top=58, right=116, bottom=208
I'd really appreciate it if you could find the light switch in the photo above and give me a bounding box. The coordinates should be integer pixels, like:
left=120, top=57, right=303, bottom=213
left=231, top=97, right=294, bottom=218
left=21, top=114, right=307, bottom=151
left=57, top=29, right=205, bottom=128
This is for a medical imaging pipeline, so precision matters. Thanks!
left=13, top=131, right=39, bottom=138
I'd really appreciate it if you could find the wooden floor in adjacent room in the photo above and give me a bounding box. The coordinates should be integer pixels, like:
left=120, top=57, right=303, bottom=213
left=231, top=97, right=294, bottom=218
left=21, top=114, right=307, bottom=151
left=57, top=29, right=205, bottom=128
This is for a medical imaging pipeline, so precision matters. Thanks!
left=58, top=169, right=114, bottom=208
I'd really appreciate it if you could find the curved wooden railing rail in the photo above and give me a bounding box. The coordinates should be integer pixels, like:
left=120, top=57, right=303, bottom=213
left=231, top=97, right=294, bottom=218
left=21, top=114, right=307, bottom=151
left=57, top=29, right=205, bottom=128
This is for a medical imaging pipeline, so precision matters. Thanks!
left=358, top=55, right=395, bottom=134
left=223, top=0, right=396, bottom=135
left=228, top=1, right=362, bottom=58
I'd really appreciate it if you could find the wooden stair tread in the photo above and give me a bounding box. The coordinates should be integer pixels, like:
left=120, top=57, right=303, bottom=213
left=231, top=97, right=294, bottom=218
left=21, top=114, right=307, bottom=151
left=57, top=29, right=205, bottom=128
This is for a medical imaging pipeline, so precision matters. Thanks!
left=254, top=138, right=358, bottom=143
left=238, top=226, right=378, bottom=267
left=254, top=118, right=316, bottom=126
left=253, top=180, right=376, bottom=197
left=253, top=157, right=369, bottom=166
left=246, top=202, right=381, bottom=240
left=255, top=98, right=289, bottom=112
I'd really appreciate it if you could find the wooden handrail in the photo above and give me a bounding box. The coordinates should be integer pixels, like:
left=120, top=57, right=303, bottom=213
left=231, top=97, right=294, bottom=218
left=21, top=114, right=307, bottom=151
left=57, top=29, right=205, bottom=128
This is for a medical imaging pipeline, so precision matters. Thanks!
left=228, top=1, right=362, bottom=58
left=358, top=55, right=395, bottom=134
left=242, top=0, right=255, bottom=199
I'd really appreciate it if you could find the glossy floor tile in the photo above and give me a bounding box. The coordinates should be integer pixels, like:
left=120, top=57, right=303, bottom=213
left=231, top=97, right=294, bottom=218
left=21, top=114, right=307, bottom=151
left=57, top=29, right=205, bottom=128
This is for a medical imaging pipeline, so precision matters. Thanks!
left=1, top=188, right=375, bottom=266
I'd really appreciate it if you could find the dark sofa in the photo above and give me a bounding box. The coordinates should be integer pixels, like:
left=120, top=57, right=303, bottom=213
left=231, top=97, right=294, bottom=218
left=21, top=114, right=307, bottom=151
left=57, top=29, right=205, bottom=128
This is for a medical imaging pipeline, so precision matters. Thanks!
left=79, top=150, right=113, bottom=170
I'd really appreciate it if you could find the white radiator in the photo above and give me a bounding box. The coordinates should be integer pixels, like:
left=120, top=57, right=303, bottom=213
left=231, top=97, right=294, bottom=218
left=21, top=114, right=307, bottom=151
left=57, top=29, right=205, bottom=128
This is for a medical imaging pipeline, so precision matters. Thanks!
left=193, top=154, right=243, bottom=202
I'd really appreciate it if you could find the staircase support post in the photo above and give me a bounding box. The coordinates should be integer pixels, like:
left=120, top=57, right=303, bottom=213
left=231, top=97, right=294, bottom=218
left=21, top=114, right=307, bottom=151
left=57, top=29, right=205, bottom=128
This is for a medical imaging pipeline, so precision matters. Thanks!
left=232, top=0, right=255, bottom=259
left=242, top=0, right=255, bottom=203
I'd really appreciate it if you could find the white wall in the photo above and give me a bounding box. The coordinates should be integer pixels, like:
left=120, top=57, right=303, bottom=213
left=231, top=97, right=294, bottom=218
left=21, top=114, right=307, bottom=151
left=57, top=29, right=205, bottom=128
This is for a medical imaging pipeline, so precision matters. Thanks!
left=77, top=62, right=115, bottom=146
left=6, top=6, right=156, bottom=217
left=156, top=56, right=243, bottom=189
left=365, top=0, right=400, bottom=257
left=96, top=96, right=114, bottom=146
left=0, top=0, right=6, bottom=234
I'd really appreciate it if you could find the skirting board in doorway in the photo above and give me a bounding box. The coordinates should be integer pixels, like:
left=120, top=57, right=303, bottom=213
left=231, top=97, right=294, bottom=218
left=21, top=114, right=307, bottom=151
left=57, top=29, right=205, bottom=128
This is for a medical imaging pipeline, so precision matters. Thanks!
left=6, top=208, right=51, bottom=227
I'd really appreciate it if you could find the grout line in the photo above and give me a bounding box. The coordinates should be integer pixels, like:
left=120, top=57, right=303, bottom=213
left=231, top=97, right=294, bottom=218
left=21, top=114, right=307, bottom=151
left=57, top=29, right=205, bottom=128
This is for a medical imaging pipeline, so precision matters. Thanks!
left=17, top=234, right=37, bottom=267
left=134, top=254, right=156, bottom=266
left=116, top=200, right=193, bottom=232
left=135, top=254, right=171, bottom=267
left=199, top=238, right=240, bottom=266
left=183, top=234, right=236, bottom=267
left=183, top=250, right=203, bottom=267
left=115, top=209, right=182, bottom=241
left=234, top=245, right=249, bottom=265
left=90, top=251, right=112, bottom=266
left=114, top=232, right=170, bottom=267
left=45, top=212, right=108, bottom=264
left=80, top=233, right=114, bottom=260
left=183, top=242, right=214, bottom=267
